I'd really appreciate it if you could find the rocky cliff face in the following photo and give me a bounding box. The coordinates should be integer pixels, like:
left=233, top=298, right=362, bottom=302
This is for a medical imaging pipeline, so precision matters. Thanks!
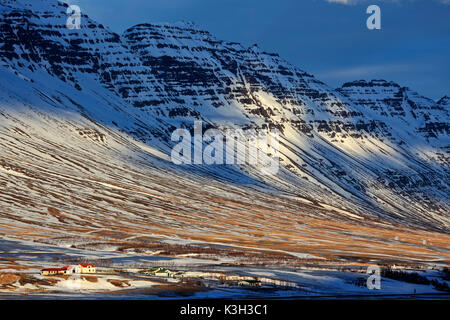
left=0, top=0, right=448, bottom=232
left=122, top=22, right=361, bottom=133
left=338, top=80, right=449, bottom=140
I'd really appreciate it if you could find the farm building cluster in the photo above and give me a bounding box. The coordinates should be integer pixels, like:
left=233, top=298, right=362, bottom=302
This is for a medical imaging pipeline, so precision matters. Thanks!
left=41, top=264, right=96, bottom=276
left=141, top=268, right=296, bottom=288
left=143, top=267, right=184, bottom=278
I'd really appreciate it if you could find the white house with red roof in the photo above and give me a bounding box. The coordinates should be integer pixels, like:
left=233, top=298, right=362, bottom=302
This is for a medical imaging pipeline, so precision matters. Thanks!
left=41, top=264, right=96, bottom=276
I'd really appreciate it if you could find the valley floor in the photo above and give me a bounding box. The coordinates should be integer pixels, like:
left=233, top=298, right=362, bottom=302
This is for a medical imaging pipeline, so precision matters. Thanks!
left=1, top=238, right=449, bottom=300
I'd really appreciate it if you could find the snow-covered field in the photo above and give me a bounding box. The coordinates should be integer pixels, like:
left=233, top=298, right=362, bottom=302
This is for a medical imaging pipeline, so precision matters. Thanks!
left=1, top=238, right=449, bottom=299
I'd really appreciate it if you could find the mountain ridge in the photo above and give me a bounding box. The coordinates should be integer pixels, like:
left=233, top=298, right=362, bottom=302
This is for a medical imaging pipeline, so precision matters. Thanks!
left=0, top=0, right=448, bottom=237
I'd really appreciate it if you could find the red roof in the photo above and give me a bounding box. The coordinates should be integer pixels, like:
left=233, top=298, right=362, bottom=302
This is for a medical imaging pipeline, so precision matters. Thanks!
left=42, top=266, right=70, bottom=272
left=42, top=268, right=65, bottom=272
left=80, top=264, right=94, bottom=268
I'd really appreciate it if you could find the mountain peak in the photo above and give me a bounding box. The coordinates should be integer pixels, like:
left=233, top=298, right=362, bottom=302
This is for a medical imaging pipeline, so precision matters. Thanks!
left=437, top=95, right=450, bottom=106
left=125, top=20, right=210, bottom=35
left=340, top=79, right=401, bottom=89
left=0, top=0, right=65, bottom=9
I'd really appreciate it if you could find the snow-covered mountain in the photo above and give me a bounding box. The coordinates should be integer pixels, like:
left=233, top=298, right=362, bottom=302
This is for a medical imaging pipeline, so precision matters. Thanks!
left=0, top=0, right=448, bottom=258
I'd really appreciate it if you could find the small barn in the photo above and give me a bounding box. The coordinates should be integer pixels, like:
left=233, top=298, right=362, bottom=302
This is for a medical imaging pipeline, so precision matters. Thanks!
left=146, top=267, right=174, bottom=277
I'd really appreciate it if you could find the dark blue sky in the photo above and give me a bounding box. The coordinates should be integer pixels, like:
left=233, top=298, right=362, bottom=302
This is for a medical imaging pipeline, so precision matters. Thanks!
left=67, top=0, right=450, bottom=100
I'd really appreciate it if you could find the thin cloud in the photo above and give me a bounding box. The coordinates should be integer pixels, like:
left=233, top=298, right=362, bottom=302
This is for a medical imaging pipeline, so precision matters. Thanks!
left=325, top=0, right=450, bottom=5
left=316, top=64, right=412, bottom=80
